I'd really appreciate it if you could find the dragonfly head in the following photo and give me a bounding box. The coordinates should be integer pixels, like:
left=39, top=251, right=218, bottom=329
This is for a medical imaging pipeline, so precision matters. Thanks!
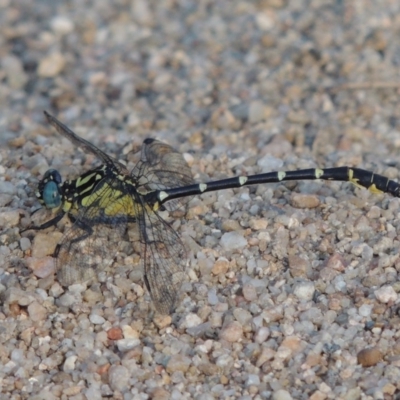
left=36, top=169, right=63, bottom=209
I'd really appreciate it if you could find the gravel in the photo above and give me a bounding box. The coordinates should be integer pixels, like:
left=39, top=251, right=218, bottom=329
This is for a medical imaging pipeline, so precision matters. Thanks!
left=1, top=0, right=400, bottom=398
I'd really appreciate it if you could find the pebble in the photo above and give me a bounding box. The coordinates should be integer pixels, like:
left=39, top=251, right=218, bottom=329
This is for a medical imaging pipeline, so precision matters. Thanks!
left=309, top=391, right=327, bottom=400
left=187, top=322, right=212, bottom=338
left=249, top=101, right=268, bottom=124
left=27, top=301, right=47, bottom=322
left=83, top=288, right=103, bottom=304
left=219, top=321, right=243, bottom=342
left=293, top=281, right=315, bottom=301
left=166, top=355, right=191, bottom=373
left=0, top=209, right=20, bottom=227
left=89, top=314, right=105, bottom=325
left=37, top=53, right=66, bottom=78
left=220, top=232, right=247, bottom=251
left=272, top=389, right=293, bottom=400
left=212, top=257, right=229, bottom=275
left=122, top=325, right=139, bottom=339
left=215, top=354, right=234, bottom=369
left=254, top=327, right=270, bottom=343
left=280, top=336, right=302, bottom=353
left=179, top=313, right=202, bottom=329
left=1, top=55, right=28, bottom=89
left=242, top=283, right=257, bottom=301
left=63, top=355, right=77, bottom=372
left=288, top=255, right=310, bottom=278
left=19, top=237, right=31, bottom=251
left=359, top=303, right=373, bottom=317
left=257, top=155, right=284, bottom=172
left=210, top=107, right=238, bottom=130
left=50, top=16, right=74, bottom=35
left=57, top=293, right=78, bottom=308
left=26, top=256, right=55, bottom=279
left=233, top=308, right=252, bottom=326
left=366, top=205, right=381, bottom=219
left=32, top=233, right=62, bottom=258
left=108, top=365, right=130, bottom=392
left=374, top=286, right=398, bottom=303
left=325, top=253, right=346, bottom=272
left=153, top=315, right=172, bottom=329
left=230, top=103, right=249, bottom=121
left=49, top=283, right=63, bottom=298
left=116, top=338, right=141, bottom=352
left=150, top=388, right=170, bottom=400
left=207, top=288, right=219, bottom=305
left=357, top=347, right=383, bottom=367
left=291, top=193, right=320, bottom=209
left=0, top=194, right=13, bottom=207
left=11, top=349, right=25, bottom=364
left=249, top=218, right=268, bottom=230
left=63, top=386, right=82, bottom=396
left=246, top=374, right=260, bottom=387
left=107, top=327, right=123, bottom=340
left=221, top=219, right=242, bottom=232
left=0, top=181, right=17, bottom=195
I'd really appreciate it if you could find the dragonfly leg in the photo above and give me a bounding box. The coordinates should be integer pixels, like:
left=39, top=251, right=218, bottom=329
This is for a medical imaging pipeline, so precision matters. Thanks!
left=21, top=212, right=65, bottom=233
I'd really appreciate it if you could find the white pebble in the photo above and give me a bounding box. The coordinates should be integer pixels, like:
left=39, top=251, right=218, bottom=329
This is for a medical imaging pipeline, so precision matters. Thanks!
left=255, top=327, right=270, bottom=343
left=374, top=286, right=398, bottom=303
left=50, top=16, right=74, bottom=35
left=293, top=282, right=315, bottom=301
left=122, top=325, right=139, bottom=339
left=19, top=237, right=31, bottom=251
left=180, top=313, right=202, bottom=329
left=11, top=349, right=24, bottom=364
left=63, top=355, right=77, bottom=372
left=359, top=303, right=373, bottom=317
left=89, top=314, right=105, bottom=325
left=246, top=374, right=260, bottom=386
left=273, top=389, right=293, bottom=400
left=116, top=338, right=141, bottom=352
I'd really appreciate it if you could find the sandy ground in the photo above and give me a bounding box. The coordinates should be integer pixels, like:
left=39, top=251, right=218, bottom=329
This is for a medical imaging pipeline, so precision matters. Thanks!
left=1, top=0, right=400, bottom=399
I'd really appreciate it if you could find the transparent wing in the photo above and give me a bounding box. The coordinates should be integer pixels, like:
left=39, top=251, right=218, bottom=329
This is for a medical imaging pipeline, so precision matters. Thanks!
left=55, top=219, right=129, bottom=286
left=138, top=202, right=187, bottom=314
left=132, top=139, right=195, bottom=211
left=55, top=177, right=135, bottom=286
left=44, top=111, right=128, bottom=174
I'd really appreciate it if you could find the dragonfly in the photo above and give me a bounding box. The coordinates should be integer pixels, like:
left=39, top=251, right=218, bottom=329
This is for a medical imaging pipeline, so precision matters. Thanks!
left=29, top=111, right=400, bottom=314
left=30, top=112, right=195, bottom=314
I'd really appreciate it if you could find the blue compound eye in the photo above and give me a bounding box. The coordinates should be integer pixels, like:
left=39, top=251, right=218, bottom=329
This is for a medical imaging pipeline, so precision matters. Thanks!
left=37, top=169, right=63, bottom=209
left=42, top=180, right=62, bottom=209
left=44, top=169, right=62, bottom=185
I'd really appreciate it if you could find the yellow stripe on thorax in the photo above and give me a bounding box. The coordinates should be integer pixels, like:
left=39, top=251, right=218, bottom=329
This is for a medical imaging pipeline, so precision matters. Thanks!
left=80, top=182, right=137, bottom=217
left=62, top=200, right=73, bottom=212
